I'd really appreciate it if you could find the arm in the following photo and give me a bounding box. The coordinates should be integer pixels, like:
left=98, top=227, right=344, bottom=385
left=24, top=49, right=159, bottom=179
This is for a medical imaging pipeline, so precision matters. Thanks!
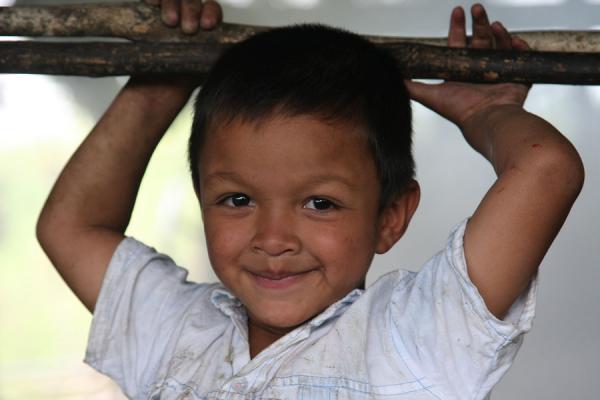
left=36, top=1, right=223, bottom=313
left=407, top=4, right=584, bottom=319
left=461, top=104, right=583, bottom=319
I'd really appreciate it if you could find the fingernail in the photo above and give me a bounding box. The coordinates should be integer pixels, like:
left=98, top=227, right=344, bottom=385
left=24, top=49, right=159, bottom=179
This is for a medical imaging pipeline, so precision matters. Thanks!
left=183, top=21, right=198, bottom=34
left=201, top=17, right=215, bottom=29
left=162, top=11, right=178, bottom=26
left=453, top=6, right=465, bottom=20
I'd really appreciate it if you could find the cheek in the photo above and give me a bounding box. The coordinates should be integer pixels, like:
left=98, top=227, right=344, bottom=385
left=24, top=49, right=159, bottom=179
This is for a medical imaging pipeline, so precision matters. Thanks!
left=304, top=220, right=376, bottom=272
left=203, top=216, right=248, bottom=270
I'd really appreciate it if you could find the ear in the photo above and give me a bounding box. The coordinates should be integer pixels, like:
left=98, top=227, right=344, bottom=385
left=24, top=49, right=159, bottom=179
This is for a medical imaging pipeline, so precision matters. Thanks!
left=375, top=180, right=420, bottom=254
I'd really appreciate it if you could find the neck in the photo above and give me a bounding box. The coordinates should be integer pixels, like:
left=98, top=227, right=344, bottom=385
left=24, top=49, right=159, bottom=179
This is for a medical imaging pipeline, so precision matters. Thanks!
left=247, top=318, right=298, bottom=358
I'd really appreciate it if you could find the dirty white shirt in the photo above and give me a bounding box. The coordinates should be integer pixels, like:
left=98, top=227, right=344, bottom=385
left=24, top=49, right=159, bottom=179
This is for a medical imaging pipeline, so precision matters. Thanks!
left=85, top=220, right=537, bottom=400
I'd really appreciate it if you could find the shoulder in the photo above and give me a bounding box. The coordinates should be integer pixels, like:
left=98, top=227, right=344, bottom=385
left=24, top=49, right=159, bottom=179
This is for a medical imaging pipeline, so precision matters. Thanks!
left=354, top=219, right=538, bottom=398
left=363, top=219, right=468, bottom=304
left=86, top=237, right=234, bottom=397
left=104, top=237, right=203, bottom=290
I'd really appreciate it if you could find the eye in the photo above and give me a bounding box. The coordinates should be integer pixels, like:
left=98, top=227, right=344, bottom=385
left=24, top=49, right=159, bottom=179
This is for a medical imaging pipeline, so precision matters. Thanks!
left=304, top=197, right=337, bottom=211
left=220, top=193, right=252, bottom=207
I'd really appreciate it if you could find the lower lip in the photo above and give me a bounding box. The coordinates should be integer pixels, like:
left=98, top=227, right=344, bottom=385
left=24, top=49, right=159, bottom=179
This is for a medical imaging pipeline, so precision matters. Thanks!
left=251, top=271, right=312, bottom=290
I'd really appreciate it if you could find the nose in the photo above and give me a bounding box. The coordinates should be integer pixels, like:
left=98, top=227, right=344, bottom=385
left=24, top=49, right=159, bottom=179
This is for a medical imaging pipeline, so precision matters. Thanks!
left=251, top=208, right=301, bottom=257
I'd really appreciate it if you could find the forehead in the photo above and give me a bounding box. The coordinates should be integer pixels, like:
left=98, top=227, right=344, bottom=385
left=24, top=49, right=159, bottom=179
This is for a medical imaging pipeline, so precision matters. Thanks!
left=199, top=114, right=377, bottom=189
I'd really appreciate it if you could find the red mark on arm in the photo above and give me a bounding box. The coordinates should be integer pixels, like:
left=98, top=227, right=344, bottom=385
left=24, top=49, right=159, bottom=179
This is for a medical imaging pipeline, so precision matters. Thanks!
left=532, top=143, right=541, bottom=148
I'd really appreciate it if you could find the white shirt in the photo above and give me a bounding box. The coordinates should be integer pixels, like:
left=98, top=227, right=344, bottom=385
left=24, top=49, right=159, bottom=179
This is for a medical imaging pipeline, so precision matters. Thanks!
left=85, top=220, right=537, bottom=399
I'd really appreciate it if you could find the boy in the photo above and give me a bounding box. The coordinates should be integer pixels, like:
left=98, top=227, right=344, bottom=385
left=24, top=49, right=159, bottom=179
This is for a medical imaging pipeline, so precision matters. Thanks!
left=37, top=1, right=584, bottom=399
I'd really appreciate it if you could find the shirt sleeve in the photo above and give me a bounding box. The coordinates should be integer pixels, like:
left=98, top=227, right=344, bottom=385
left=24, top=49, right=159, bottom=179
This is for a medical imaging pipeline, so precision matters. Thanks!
left=84, top=237, right=216, bottom=398
left=387, top=219, right=538, bottom=400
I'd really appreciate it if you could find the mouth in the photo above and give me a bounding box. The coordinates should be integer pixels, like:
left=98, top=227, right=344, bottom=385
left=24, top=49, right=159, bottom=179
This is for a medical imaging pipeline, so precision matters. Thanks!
left=249, top=269, right=316, bottom=290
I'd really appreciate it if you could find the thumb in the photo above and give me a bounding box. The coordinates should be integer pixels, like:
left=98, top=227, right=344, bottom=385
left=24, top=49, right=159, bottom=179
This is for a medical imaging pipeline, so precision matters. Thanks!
left=404, top=80, right=441, bottom=108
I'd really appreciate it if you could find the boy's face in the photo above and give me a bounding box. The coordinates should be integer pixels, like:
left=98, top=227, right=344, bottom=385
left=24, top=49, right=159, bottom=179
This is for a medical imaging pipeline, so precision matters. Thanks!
left=198, top=114, right=407, bottom=333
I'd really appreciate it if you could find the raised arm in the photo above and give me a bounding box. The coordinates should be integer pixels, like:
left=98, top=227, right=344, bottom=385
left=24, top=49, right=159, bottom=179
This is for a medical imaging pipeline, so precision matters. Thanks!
left=406, top=4, right=584, bottom=319
left=36, top=1, right=223, bottom=313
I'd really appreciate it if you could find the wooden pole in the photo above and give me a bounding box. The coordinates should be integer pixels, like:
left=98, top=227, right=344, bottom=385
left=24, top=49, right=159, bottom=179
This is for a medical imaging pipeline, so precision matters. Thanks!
left=2, top=3, right=599, bottom=51
left=2, top=41, right=598, bottom=84
left=1, top=2, right=599, bottom=83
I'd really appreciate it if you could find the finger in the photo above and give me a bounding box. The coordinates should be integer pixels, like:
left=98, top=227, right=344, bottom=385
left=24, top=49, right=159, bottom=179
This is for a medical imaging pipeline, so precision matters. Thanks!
left=200, top=0, right=223, bottom=30
left=512, top=36, right=531, bottom=50
left=491, top=21, right=512, bottom=50
left=470, top=3, right=494, bottom=49
left=404, top=80, right=441, bottom=106
left=181, top=0, right=203, bottom=34
left=161, top=0, right=180, bottom=27
left=448, top=6, right=467, bottom=48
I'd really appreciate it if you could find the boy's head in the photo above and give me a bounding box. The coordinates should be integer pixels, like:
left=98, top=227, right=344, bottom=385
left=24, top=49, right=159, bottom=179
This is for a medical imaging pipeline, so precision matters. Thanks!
left=189, top=24, right=419, bottom=333
left=190, top=24, right=414, bottom=210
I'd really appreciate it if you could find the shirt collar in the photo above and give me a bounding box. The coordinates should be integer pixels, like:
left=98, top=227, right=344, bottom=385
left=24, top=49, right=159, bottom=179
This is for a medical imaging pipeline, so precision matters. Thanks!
left=308, top=289, right=363, bottom=328
left=210, top=285, right=244, bottom=318
left=210, top=285, right=364, bottom=329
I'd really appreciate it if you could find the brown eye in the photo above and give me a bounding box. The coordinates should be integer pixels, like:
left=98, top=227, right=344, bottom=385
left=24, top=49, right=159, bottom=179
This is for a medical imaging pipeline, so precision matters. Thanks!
left=222, top=194, right=252, bottom=207
left=304, top=197, right=336, bottom=211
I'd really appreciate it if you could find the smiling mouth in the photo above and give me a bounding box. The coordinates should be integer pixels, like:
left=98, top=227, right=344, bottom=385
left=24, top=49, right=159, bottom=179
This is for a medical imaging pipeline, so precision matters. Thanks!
left=249, top=270, right=315, bottom=290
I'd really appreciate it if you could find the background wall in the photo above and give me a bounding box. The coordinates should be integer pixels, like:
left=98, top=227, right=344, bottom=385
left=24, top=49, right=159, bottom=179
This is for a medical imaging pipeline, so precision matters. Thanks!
left=0, top=0, right=598, bottom=398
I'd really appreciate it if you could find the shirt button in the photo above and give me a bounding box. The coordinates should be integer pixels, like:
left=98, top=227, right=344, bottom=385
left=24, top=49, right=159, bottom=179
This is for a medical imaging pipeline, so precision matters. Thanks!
left=232, top=378, right=248, bottom=392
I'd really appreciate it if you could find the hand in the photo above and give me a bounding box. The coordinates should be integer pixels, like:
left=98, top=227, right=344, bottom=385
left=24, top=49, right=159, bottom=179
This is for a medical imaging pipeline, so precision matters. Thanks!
left=128, top=0, right=222, bottom=92
left=145, top=0, right=223, bottom=34
left=405, top=4, right=530, bottom=129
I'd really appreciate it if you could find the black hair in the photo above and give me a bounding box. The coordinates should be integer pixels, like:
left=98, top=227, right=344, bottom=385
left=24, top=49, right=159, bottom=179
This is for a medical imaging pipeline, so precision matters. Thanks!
left=189, top=24, right=413, bottom=209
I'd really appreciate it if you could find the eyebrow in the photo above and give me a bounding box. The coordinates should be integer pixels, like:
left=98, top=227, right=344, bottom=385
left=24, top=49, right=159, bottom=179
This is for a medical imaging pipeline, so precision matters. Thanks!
left=202, top=172, right=246, bottom=188
left=202, top=171, right=358, bottom=190
left=306, top=173, right=357, bottom=190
